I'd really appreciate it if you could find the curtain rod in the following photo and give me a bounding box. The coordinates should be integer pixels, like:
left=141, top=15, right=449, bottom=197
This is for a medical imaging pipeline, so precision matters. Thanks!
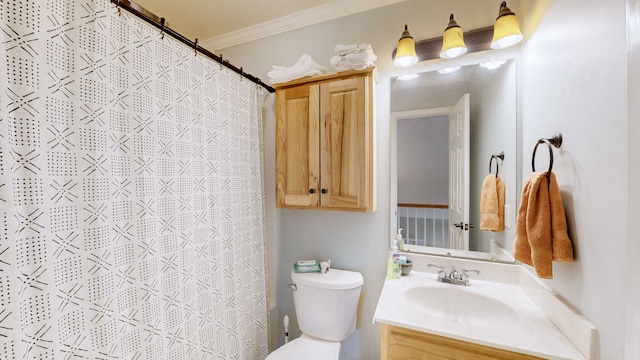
left=111, top=0, right=275, bottom=93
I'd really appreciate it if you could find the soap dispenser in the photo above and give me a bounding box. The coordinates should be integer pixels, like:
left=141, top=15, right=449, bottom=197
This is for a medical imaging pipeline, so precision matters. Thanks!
left=396, top=228, right=404, bottom=251
left=387, top=239, right=401, bottom=279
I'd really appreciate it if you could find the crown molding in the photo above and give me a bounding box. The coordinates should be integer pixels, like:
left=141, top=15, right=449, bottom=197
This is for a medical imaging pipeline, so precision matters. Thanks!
left=201, top=0, right=408, bottom=52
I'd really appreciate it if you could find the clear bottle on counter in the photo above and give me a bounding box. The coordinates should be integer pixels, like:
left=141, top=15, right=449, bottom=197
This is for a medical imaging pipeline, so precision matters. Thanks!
left=387, top=239, right=401, bottom=279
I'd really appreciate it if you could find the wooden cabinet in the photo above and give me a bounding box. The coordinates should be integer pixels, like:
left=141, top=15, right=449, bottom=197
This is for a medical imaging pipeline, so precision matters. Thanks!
left=275, top=68, right=376, bottom=212
left=381, top=324, right=545, bottom=360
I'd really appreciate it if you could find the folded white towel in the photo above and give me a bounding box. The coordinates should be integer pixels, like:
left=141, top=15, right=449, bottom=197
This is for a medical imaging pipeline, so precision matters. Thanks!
left=331, top=61, right=369, bottom=72
left=268, top=54, right=329, bottom=85
left=334, top=43, right=372, bottom=55
left=268, top=55, right=327, bottom=77
left=330, top=51, right=377, bottom=65
left=330, top=49, right=377, bottom=72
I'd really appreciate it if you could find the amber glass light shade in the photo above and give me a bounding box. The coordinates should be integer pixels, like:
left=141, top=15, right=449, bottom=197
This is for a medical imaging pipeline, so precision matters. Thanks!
left=491, top=2, right=523, bottom=49
left=440, top=14, right=467, bottom=59
left=394, top=25, right=419, bottom=67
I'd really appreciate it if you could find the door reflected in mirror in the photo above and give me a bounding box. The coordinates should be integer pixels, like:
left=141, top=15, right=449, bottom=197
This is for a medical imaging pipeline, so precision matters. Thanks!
left=391, top=59, right=517, bottom=263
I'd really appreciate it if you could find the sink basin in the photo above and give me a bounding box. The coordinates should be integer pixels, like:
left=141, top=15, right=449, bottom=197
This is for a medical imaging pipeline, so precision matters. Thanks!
left=404, top=286, right=520, bottom=328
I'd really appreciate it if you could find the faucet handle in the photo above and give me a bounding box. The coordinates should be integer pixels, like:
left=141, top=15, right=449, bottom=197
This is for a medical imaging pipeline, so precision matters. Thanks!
left=461, top=268, right=481, bottom=281
left=427, top=264, right=446, bottom=278
left=462, top=268, right=481, bottom=275
left=427, top=264, right=444, bottom=271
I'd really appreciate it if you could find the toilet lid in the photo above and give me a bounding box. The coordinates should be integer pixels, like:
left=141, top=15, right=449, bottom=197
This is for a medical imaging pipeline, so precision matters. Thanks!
left=291, top=268, right=363, bottom=290
left=265, top=337, right=340, bottom=360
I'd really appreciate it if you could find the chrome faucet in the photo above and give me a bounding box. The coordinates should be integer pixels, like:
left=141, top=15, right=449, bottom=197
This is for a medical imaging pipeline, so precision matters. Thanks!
left=427, top=265, right=481, bottom=286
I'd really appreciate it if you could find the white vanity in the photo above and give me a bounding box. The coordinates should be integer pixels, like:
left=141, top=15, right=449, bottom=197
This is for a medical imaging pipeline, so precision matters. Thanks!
left=373, top=254, right=597, bottom=360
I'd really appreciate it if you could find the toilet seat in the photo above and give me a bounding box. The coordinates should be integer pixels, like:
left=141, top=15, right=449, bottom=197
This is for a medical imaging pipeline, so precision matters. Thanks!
left=265, top=335, right=340, bottom=360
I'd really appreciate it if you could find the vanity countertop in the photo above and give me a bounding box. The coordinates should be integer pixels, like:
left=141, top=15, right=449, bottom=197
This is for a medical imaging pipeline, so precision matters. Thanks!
left=373, top=271, right=587, bottom=360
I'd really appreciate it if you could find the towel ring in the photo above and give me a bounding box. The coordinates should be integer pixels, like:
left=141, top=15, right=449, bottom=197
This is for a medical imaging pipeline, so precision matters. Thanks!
left=489, top=151, right=505, bottom=177
left=532, top=132, right=563, bottom=178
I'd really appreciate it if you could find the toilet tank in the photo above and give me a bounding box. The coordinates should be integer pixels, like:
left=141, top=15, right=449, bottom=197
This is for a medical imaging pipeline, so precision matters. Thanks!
left=291, top=268, right=364, bottom=342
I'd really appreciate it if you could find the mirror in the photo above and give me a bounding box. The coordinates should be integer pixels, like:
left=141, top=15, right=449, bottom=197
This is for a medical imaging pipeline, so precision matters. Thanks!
left=390, top=60, right=517, bottom=263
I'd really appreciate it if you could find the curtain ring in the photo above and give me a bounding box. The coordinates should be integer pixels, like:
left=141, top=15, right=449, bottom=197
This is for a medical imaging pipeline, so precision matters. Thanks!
left=194, top=38, right=198, bottom=56
left=160, top=18, right=166, bottom=39
left=219, top=54, right=223, bottom=70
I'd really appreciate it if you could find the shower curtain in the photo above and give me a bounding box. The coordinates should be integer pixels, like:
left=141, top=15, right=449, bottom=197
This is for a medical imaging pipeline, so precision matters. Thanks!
left=0, top=0, right=269, bottom=359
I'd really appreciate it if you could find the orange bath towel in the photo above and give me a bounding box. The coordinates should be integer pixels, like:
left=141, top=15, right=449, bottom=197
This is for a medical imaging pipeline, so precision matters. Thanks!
left=480, top=174, right=505, bottom=232
left=512, top=172, right=573, bottom=279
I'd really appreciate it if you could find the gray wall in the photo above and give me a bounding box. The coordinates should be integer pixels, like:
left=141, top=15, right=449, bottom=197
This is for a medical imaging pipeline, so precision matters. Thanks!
left=221, top=0, right=637, bottom=358
left=626, top=0, right=640, bottom=357
left=219, top=0, right=515, bottom=83
left=396, top=115, right=449, bottom=205
left=519, top=0, right=630, bottom=358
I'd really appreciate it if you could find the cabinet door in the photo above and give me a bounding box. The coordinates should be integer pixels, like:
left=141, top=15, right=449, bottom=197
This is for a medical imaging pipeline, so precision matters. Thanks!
left=276, top=84, right=320, bottom=207
left=382, top=325, right=545, bottom=360
left=319, top=76, right=371, bottom=210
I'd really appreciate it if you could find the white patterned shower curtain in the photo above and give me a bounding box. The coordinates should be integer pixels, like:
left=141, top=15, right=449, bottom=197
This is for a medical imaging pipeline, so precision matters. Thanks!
left=0, top=0, right=269, bottom=359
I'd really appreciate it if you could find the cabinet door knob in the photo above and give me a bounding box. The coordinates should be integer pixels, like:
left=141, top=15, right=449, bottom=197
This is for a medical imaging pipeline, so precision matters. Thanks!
left=309, top=189, right=316, bottom=194
left=321, top=188, right=328, bottom=194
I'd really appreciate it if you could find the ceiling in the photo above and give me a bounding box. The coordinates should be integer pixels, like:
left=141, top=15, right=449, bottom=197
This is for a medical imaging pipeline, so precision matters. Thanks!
left=131, top=0, right=408, bottom=51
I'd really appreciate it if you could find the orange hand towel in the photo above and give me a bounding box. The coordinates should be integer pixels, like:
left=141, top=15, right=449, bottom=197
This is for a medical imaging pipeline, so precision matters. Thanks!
left=548, top=172, right=574, bottom=262
left=525, top=172, right=554, bottom=279
left=497, top=176, right=505, bottom=231
left=480, top=175, right=505, bottom=232
left=512, top=171, right=574, bottom=279
left=512, top=173, right=536, bottom=268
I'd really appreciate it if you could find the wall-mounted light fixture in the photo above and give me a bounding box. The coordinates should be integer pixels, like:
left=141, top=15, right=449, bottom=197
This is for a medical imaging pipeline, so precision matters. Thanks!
left=392, top=1, right=522, bottom=67
left=490, top=1, right=523, bottom=49
left=392, top=26, right=493, bottom=66
left=440, top=14, right=467, bottom=59
left=393, top=25, right=419, bottom=67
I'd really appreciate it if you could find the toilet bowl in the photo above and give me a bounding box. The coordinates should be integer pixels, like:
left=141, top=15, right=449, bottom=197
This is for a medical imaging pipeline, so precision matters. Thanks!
left=265, top=268, right=364, bottom=360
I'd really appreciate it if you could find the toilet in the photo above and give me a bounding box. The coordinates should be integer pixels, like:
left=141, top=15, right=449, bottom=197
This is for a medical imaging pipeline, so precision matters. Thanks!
left=266, top=268, right=364, bottom=360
